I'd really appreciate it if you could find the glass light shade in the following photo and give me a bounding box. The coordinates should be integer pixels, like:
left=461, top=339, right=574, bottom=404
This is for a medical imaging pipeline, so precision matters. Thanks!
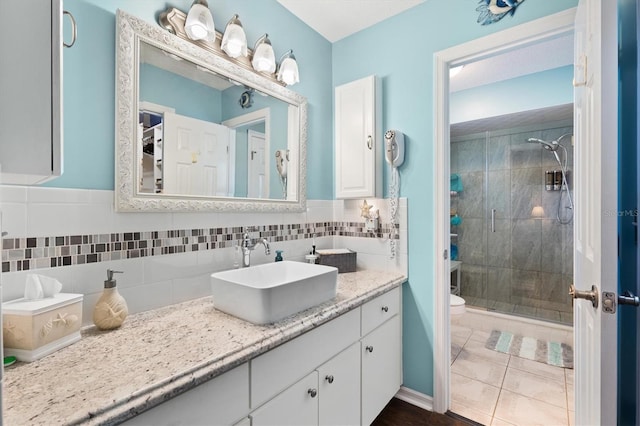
left=277, top=56, right=299, bottom=85
left=184, top=2, right=215, bottom=42
left=221, top=21, right=247, bottom=58
left=251, top=35, right=276, bottom=73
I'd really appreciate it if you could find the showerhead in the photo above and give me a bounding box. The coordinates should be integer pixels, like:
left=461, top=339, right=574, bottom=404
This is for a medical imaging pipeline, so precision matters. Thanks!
left=527, top=138, right=559, bottom=152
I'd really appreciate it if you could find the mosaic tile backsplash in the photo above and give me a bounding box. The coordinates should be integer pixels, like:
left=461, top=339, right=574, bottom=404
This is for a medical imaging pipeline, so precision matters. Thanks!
left=2, top=221, right=399, bottom=274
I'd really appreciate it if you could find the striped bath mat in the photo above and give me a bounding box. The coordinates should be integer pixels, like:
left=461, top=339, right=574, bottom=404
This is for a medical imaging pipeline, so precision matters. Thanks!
left=485, top=330, right=573, bottom=369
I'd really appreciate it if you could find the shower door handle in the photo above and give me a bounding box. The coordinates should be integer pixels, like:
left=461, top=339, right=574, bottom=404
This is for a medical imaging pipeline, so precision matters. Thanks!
left=490, top=209, right=496, bottom=233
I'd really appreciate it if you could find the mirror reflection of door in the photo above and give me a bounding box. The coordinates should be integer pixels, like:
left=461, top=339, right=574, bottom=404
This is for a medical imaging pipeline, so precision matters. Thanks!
left=163, top=112, right=231, bottom=196
left=139, top=109, right=165, bottom=194
left=247, top=129, right=267, bottom=198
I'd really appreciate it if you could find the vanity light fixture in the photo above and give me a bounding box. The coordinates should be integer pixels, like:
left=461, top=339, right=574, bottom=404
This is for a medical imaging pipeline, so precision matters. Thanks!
left=157, top=7, right=297, bottom=86
left=221, top=14, right=248, bottom=58
left=276, top=50, right=300, bottom=86
left=184, top=0, right=215, bottom=42
left=251, top=34, right=276, bottom=73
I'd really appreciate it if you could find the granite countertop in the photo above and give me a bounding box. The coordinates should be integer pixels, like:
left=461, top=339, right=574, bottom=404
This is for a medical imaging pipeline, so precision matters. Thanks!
left=4, top=269, right=406, bottom=425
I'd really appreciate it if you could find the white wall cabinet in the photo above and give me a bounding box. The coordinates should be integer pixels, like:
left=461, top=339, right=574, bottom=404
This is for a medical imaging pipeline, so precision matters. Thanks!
left=0, top=0, right=66, bottom=184
left=124, top=287, right=401, bottom=426
left=335, top=75, right=382, bottom=199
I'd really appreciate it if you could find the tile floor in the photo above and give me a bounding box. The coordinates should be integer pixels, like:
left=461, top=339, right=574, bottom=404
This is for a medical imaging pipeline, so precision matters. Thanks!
left=451, top=323, right=574, bottom=426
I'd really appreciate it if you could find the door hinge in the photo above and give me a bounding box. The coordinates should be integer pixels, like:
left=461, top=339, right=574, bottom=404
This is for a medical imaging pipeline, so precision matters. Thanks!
left=443, top=249, right=448, bottom=260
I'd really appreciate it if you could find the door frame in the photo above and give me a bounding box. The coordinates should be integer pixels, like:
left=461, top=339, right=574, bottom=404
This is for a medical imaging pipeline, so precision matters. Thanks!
left=223, top=107, right=271, bottom=199
left=247, top=129, right=268, bottom=198
left=432, top=9, right=577, bottom=413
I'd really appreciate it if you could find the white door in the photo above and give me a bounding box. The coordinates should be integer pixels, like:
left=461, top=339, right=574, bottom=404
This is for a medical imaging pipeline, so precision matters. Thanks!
left=163, top=112, right=230, bottom=196
left=572, top=0, right=618, bottom=423
left=247, top=130, right=267, bottom=198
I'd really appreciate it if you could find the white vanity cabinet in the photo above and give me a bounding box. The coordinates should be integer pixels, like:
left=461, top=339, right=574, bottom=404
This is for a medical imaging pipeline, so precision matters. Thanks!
left=360, top=286, right=402, bottom=425
left=251, top=371, right=319, bottom=426
left=252, top=343, right=361, bottom=426
left=123, top=286, right=401, bottom=426
left=361, top=316, right=402, bottom=425
left=317, top=343, right=361, bottom=425
left=0, top=0, right=66, bottom=184
left=122, top=363, right=250, bottom=426
left=334, top=75, right=382, bottom=199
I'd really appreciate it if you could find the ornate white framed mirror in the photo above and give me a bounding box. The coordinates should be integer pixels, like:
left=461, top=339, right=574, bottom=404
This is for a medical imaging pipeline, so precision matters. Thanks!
left=115, top=9, right=307, bottom=212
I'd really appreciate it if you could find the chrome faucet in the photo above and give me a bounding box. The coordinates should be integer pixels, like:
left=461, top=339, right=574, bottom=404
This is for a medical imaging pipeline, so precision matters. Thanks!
left=241, top=233, right=271, bottom=267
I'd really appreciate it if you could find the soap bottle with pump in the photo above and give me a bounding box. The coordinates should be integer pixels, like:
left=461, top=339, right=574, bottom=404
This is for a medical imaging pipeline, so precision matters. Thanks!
left=305, top=243, right=318, bottom=264
left=93, top=269, right=129, bottom=330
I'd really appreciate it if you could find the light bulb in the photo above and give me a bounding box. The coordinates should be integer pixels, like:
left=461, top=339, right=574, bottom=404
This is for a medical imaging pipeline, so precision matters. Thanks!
left=277, top=56, right=299, bottom=85
left=184, top=2, right=215, bottom=41
left=221, top=17, right=247, bottom=58
left=251, top=35, right=276, bottom=73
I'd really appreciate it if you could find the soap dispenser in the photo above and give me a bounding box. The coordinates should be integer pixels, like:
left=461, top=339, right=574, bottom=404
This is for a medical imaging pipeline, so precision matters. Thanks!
left=93, top=269, right=129, bottom=330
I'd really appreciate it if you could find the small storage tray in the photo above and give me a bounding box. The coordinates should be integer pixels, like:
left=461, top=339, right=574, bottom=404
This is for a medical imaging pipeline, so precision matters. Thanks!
left=316, top=249, right=356, bottom=273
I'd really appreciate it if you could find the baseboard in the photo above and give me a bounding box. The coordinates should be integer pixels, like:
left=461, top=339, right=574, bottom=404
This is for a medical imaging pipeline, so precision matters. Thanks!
left=394, top=386, right=434, bottom=411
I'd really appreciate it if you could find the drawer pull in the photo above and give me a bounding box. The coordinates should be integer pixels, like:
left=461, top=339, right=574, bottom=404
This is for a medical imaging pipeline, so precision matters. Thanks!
left=366, top=345, right=374, bottom=353
left=308, top=388, right=317, bottom=398
left=381, top=306, right=389, bottom=313
left=325, top=375, right=334, bottom=384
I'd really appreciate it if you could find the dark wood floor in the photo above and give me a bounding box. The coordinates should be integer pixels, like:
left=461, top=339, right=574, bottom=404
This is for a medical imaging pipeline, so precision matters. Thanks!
left=372, top=398, right=480, bottom=426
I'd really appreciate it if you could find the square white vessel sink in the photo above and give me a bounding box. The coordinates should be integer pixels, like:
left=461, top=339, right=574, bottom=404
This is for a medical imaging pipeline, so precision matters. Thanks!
left=210, top=261, right=339, bottom=324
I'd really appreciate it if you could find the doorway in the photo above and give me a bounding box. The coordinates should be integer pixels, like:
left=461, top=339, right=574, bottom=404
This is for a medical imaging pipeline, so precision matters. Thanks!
left=432, top=8, right=577, bottom=418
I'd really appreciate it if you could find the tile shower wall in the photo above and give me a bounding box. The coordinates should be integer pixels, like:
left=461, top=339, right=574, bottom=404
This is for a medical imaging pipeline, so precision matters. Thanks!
left=451, top=122, right=573, bottom=323
left=0, top=186, right=407, bottom=325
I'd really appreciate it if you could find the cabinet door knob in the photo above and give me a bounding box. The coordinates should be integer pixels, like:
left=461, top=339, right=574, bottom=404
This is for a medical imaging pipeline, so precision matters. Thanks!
left=366, top=345, right=374, bottom=353
left=325, top=375, right=334, bottom=384
left=381, top=306, right=389, bottom=312
left=308, top=388, right=317, bottom=398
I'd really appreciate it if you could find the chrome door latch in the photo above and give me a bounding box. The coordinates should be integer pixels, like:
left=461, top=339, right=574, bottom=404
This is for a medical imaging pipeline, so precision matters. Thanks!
left=602, top=290, right=640, bottom=314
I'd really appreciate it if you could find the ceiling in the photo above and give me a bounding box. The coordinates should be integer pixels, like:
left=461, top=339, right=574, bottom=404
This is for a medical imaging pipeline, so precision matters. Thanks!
left=276, top=1, right=574, bottom=91
left=450, top=103, right=574, bottom=138
left=449, top=34, right=574, bottom=93
left=277, top=0, right=424, bottom=43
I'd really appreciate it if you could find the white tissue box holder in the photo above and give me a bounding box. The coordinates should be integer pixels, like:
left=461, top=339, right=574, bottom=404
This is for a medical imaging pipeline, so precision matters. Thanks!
left=2, top=293, right=83, bottom=362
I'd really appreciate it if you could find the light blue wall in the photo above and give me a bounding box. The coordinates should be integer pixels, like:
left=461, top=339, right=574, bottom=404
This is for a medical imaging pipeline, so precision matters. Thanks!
left=450, top=66, right=574, bottom=123
left=139, top=64, right=222, bottom=122
left=55, top=0, right=333, bottom=199
left=332, top=0, right=578, bottom=396
left=57, top=0, right=580, bottom=399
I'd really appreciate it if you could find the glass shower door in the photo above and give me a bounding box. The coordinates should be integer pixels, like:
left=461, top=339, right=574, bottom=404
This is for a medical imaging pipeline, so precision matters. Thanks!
left=451, top=113, right=574, bottom=325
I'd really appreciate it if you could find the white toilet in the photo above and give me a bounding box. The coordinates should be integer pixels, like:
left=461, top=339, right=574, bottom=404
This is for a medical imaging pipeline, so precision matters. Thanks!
left=450, top=294, right=466, bottom=315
